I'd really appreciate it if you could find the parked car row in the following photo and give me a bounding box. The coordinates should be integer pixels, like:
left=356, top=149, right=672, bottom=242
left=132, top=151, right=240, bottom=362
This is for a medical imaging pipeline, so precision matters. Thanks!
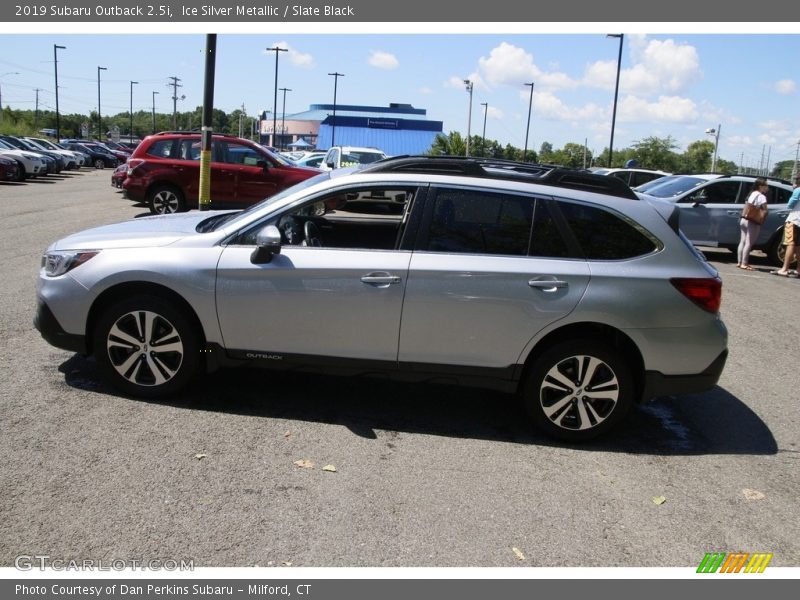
left=114, top=131, right=321, bottom=214
left=0, top=134, right=124, bottom=182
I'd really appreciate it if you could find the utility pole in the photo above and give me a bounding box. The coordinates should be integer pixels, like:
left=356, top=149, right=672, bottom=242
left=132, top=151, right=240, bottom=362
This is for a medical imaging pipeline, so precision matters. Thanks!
left=168, top=76, right=182, bottom=130
left=199, top=34, right=216, bottom=212
left=792, top=140, right=800, bottom=180
left=151, top=91, right=159, bottom=134
left=34, top=88, right=42, bottom=127
left=266, top=46, right=288, bottom=148
left=328, top=72, right=344, bottom=148
left=53, top=44, right=66, bottom=140
left=523, top=82, right=534, bottom=162
left=280, top=87, right=291, bottom=150
left=607, top=34, right=624, bottom=167
left=97, top=66, right=107, bottom=141
left=463, top=79, right=473, bottom=156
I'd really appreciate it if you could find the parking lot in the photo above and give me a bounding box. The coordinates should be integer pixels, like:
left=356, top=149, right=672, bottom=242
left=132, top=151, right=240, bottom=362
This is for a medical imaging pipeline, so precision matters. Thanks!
left=1, top=169, right=798, bottom=568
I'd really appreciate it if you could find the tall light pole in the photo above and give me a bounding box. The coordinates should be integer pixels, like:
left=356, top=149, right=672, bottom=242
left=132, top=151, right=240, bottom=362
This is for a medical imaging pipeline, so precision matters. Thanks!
left=328, top=72, right=344, bottom=148
left=0, top=71, right=19, bottom=121
left=523, top=82, right=534, bottom=162
left=705, top=124, right=721, bottom=173
left=464, top=79, right=473, bottom=156
left=266, top=46, right=288, bottom=148
left=53, top=45, right=66, bottom=140
left=96, top=66, right=107, bottom=140
left=151, top=91, right=159, bottom=134
left=279, top=87, right=291, bottom=150
left=607, top=34, right=624, bottom=168
left=480, top=102, right=488, bottom=153
left=129, top=80, right=138, bottom=140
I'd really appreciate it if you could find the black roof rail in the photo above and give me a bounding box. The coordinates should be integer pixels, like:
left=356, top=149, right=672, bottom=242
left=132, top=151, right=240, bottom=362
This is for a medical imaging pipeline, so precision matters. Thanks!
left=360, top=155, right=639, bottom=200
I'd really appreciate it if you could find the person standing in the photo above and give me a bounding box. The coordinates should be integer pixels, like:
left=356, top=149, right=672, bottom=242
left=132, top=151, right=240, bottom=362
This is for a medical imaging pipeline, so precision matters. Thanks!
left=771, top=176, right=800, bottom=277
left=737, top=177, right=769, bottom=270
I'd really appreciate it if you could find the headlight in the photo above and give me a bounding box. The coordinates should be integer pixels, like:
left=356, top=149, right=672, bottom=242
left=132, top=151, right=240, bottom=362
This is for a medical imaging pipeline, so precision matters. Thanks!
left=41, top=250, right=99, bottom=277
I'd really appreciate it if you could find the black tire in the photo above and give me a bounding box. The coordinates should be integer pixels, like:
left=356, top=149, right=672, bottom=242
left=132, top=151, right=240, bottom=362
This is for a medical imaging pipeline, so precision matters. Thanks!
left=148, top=184, right=186, bottom=214
left=93, top=158, right=105, bottom=170
left=768, top=235, right=796, bottom=268
left=93, top=295, right=200, bottom=399
left=522, top=340, right=634, bottom=442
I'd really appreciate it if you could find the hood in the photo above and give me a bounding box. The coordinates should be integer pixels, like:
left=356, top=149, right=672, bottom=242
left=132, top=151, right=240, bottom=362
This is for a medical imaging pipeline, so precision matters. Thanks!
left=50, top=211, right=229, bottom=251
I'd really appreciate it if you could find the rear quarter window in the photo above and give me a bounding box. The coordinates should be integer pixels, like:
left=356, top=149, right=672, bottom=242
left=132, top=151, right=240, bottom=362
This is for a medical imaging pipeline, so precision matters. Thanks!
left=558, top=201, right=657, bottom=260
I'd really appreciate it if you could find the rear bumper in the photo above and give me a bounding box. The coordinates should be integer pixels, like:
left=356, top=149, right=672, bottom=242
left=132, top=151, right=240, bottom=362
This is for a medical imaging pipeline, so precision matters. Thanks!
left=642, top=350, right=728, bottom=400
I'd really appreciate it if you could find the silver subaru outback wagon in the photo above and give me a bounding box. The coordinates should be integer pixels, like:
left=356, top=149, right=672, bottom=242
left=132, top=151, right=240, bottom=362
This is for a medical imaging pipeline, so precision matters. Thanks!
left=35, top=157, right=728, bottom=441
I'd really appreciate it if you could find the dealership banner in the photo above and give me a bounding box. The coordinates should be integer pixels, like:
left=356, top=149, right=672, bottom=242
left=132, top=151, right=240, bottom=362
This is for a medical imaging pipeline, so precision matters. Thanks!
left=2, top=579, right=798, bottom=599
left=1, top=0, right=799, bottom=22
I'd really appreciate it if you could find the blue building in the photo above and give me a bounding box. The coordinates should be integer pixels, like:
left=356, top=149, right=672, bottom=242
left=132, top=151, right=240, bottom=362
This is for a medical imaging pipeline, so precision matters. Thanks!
left=261, top=103, right=443, bottom=155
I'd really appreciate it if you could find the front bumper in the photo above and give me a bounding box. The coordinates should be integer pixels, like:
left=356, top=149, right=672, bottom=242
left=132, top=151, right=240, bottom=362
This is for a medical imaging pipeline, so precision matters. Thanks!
left=34, top=298, right=87, bottom=354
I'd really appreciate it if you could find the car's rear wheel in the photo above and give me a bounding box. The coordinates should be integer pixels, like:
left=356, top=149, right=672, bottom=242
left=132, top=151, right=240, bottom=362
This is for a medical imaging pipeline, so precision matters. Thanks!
left=93, top=158, right=105, bottom=169
left=148, top=184, right=185, bottom=214
left=93, top=295, right=200, bottom=398
left=522, top=340, right=633, bottom=442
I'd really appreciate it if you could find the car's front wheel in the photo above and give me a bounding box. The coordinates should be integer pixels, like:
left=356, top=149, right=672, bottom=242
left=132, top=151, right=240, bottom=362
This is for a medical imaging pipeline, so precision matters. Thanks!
left=93, top=158, right=106, bottom=169
left=769, top=235, right=797, bottom=268
left=522, top=340, right=633, bottom=442
left=148, top=184, right=186, bottom=214
left=93, top=295, right=200, bottom=398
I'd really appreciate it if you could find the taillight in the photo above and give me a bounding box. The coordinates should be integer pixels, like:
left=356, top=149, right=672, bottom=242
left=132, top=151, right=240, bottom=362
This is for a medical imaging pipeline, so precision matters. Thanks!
left=127, top=158, right=145, bottom=175
left=670, top=277, right=722, bottom=313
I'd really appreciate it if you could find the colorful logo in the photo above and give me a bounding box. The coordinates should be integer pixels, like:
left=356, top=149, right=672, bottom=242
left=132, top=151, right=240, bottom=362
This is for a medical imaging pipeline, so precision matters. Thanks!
left=697, top=552, right=773, bottom=573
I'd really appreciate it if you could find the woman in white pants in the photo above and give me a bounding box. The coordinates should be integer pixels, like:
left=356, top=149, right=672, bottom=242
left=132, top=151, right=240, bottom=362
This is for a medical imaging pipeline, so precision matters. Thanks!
left=737, top=178, right=769, bottom=270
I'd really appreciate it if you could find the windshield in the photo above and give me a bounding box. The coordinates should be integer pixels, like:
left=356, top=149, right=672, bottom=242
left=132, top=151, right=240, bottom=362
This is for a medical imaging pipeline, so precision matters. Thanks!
left=208, top=171, right=332, bottom=232
left=642, top=176, right=707, bottom=198
left=633, top=175, right=679, bottom=193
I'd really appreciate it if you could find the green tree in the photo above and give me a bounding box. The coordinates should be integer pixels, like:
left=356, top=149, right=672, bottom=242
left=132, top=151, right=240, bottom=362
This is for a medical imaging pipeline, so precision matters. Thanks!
left=680, top=140, right=714, bottom=173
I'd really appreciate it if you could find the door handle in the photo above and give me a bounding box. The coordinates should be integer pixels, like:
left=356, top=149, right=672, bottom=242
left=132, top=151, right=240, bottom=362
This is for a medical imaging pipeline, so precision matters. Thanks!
left=361, top=273, right=401, bottom=287
left=726, top=210, right=741, bottom=217
left=528, top=279, right=568, bottom=292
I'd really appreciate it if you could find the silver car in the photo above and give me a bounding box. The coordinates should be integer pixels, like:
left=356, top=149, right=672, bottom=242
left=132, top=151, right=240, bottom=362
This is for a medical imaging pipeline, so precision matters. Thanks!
left=35, top=157, right=728, bottom=441
left=636, top=174, right=794, bottom=266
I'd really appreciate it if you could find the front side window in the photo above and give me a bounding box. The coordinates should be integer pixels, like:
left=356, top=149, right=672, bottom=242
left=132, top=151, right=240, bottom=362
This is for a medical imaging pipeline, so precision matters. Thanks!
left=235, top=186, right=416, bottom=251
left=686, top=181, right=741, bottom=205
left=221, top=141, right=266, bottom=167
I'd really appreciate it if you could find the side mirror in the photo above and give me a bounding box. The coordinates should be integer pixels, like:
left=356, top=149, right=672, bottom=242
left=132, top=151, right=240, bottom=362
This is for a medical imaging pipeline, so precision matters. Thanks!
left=257, top=160, right=269, bottom=170
left=326, top=160, right=335, bottom=169
left=250, top=225, right=282, bottom=264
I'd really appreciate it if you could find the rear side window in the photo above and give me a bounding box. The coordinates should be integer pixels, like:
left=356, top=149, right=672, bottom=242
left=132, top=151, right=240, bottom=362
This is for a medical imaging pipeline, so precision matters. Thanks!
left=558, top=202, right=657, bottom=260
left=145, top=140, right=175, bottom=158
left=425, top=189, right=533, bottom=256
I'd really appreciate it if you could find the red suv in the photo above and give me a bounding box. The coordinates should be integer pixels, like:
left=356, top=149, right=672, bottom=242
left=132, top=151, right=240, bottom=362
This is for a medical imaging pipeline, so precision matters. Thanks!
left=123, top=132, right=321, bottom=214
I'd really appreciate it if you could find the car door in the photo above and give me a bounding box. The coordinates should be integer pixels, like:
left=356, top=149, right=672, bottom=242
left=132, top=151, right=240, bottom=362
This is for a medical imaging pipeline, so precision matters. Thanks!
left=218, top=140, right=278, bottom=205
left=215, top=185, right=420, bottom=364
left=677, top=180, right=742, bottom=246
left=398, top=187, right=590, bottom=373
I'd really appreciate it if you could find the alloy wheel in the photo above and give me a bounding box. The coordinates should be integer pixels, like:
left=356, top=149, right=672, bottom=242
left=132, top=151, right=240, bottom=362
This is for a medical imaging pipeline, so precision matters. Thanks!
left=539, top=354, right=620, bottom=432
left=106, top=310, right=184, bottom=387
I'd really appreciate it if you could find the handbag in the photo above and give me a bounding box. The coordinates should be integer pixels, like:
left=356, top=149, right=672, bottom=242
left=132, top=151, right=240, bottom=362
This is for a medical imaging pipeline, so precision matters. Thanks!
left=742, top=200, right=768, bottom=225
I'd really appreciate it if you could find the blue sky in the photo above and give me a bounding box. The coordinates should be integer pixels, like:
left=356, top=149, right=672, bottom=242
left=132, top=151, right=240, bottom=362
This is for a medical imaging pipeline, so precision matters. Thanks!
left=1, top=33, right=799, bottom=169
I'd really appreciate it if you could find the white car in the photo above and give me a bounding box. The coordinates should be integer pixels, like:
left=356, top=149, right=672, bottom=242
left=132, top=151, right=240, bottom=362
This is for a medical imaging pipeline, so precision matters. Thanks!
left=26, top=137, right=86, bottom=169
left=321, top=146, right=387, bottom=170
left=0, top=139, right=47, bottom=178
left=593, top=167, right=671, bottom=188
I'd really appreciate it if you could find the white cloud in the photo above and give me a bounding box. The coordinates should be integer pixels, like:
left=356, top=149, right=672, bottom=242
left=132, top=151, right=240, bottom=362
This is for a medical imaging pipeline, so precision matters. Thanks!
left=418, top=87, right=433, bottom=95
left=775, top=79, right=796, bottom=95
left=267, top=41, right=314, bottom=69
left=368, top=51, right=399, bottom=70
left=444, top=73, right=488, bottom=92
left=486, top=106, right=504, bottom=120
left=520, top=90, right=603, bottom=122
left=617, top=95, right=698, bottom=123
left=584, top=36, right=701, bottom=96
left=477, top=42, right=577, bottom=91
